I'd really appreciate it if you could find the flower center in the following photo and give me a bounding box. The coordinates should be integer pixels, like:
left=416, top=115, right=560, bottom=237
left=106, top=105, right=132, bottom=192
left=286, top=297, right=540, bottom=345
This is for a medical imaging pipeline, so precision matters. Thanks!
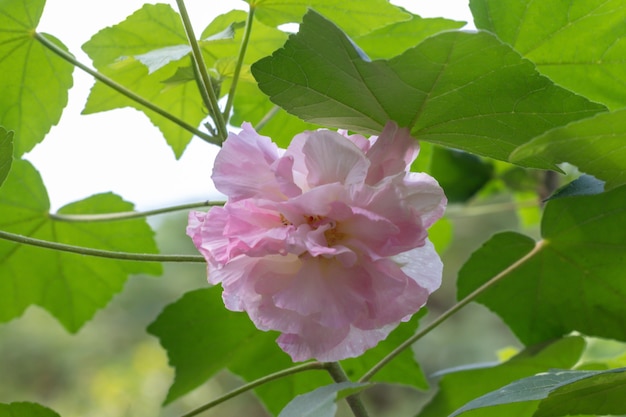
left=280, top=213, right=345, bottom=247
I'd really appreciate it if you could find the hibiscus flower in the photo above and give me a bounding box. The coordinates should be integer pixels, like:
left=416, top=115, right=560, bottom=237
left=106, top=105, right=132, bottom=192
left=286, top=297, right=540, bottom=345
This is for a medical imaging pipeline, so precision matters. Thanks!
left=187, top=121, right=446, bottom=362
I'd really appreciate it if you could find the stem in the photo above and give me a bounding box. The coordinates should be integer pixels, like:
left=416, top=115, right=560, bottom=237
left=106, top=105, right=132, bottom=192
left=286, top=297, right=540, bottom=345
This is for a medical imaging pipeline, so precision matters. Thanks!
left=176, top=0, right=228, bottom=142
left=324, top=362, right=370, bottom=417
left=49, top=200, right=225, bottom=222
left=34, top=33, right=219, bottom=146
left=254, top=105, right=281, bottom=132
left=222, top=4, right=255, bottom=121
left=359, top=240, right=546, bottom=382
left=178, top=362, right=325, bottom=417
left=0, top=230, right=205, bottom=263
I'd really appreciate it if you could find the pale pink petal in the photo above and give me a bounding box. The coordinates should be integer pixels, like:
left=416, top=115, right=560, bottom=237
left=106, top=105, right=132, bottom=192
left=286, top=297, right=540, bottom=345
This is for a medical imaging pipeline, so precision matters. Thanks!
left=403, top=172, right=448, bottom=228
left=365, top=121, right=419, bottom=185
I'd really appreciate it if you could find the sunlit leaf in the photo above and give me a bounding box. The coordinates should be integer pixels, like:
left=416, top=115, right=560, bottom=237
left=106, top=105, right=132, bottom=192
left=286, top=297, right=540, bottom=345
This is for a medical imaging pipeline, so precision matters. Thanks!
left=0, top=0, right=73, bottom=156
left=247, top=0, right=410, bottom=36
left=0, top=401, right=61, bottom=417
left=470, top=0, right=626, bottom=110
left=418, top=337, right=585, bottom=417
left=511, top=109, right=626, bottom=189
left=0, top=127, right=13, bottom=188
left=251, top=11, right=605, bottom=166
left=450, top=367, right=626, bottom=417
left=278, top=382, right=369, bottom=417
left=457, top=185, right=626, bottom=345
left=0, top=160, right=161, bottom=332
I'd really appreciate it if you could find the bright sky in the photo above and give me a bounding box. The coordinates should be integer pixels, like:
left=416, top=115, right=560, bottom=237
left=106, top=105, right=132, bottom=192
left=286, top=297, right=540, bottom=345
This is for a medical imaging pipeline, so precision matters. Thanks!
left=28, top=0, right=472, bottom=211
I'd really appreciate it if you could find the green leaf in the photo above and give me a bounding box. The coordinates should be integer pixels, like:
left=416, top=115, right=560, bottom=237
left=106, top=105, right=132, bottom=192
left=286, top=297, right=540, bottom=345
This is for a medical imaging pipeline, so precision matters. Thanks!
left=248, top=0, right=410, bottom=37
left=278, top=382, right=369, bottom=417
left=251, top=11, right=605, bottom=166
left=0, top=402, right=61, bottom=417
left=418, top=336, right=586, bottom=417
left=0, top=160, right=161, bottom=331
left=0, top=0, right=73, bottom=156
left=450, top=367, right=626, bottom=417
left=0, top=127, right=13, bottom=188
left=511, top=109, right=626, bottom=189
left=470, top=0, right=626, bottom=110
left=354, top=14, right=465, bottom=59
left=547, top=175, right=605, bottom=201
left=457, top=185, right=626, bottom=346
left=81, top=4, right=204, bottom=158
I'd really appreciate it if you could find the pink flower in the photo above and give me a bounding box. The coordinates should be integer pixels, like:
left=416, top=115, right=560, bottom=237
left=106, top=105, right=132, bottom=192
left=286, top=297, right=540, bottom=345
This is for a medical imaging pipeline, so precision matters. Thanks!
left=187, top=122, right=446, bottom=362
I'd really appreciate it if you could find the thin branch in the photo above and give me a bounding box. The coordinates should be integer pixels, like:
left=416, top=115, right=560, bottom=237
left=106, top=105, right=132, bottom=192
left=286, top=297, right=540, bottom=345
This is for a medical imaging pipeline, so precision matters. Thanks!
left=34, top=33, right=220, bottom=146
left=359, top=240, right=546, bottom=382
left=178, top=362, right=326, bottom=417
left=176, top=0, right=228, bottom=142
left=49, top=200, right=225, bottom=222
left=254, top=105, right=281, bottom=132
left=0, top=230, right=205, bottom=263
left=324, top=362, right=370, bottom=417
left=222, top=4, right=256, bottom=121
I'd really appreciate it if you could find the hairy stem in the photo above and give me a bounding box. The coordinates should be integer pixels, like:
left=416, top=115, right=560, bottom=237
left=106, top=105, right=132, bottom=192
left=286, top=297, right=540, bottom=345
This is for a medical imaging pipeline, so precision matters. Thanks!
left=176, top=0, right=228, bottom=142
left=325, top=362, right=370, bottom=417
left=34, top=33, right=219, bottom=146
left=359, top=240, right=546, bottom=382
left=0, top=230, right=205, bottom=263
left=178, top=362, right=326, bottom=417
left=222, top=4, right=256, bottom=121
left=49, top=200, right=225, bottom=222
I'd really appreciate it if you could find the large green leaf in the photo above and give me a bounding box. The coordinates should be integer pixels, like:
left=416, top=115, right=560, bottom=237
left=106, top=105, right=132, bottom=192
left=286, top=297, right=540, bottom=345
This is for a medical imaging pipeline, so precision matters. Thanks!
left=511, top=109, right=626, bottom=189
left=0, top=0, right=73, bottom=156
left=0, top=402, right=61, bottom=417
left=470, top=0, right=626, bottom=110
left=247, top=0, right=410, bottom=37
left=251, top=11, right=605, bottom=166
left=457, top=185, right=626, bottom=346
left=418, top=336, right=586, bottom=417
left=450, top=367, right=626, bottom=417
left=0, top=160, right=161, bottom=332
left=0, top=127, right=12, bottom=188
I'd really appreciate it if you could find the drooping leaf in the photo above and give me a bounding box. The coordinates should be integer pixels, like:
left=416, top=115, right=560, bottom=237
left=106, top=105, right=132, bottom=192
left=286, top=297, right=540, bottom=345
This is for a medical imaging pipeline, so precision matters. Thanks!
left=354, top=14, right=465, bottom=59
left=418, top=336, right=586, bottom=417
left=0, top=160, right=161, bottom=332
left=450, top=367, right=626, bottom=417
left=511, top=109, right=626, bottom=189
left=457, top=185, right=626, bottom=346
left=0, top=401, right=61, bottom=417
left=247, top=0, right=410, bottom=37
left=0, top=127, right=13, bottom=188
left=277, top=382, right=369, bottom=417
left=0, top=0, right=73, bottom=156
left=470, top=0, right=626, bottom=110
left=251, top=11, right=605, bottom=167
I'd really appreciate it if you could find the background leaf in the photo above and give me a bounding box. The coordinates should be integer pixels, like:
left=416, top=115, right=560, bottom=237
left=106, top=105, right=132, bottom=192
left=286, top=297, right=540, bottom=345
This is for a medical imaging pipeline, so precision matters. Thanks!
left=418, top=336, right=585, bottom=417
left=251, top=11, right=605, bottom=166
left=0, top=0, right=73, bottom=156
left=0, top=160, right=161, bottom=331
left=450, top=367, right=626, bottom=417
left=511, top=109, right=626, bottom=189
left=470, top=0, right=626, bottom=110
left=248, top=0, right=410, bottom=37
left=0, top=402, right=61, bottom=417
left=0, top=127, right=13, bottom=188
left=457, top=185, right=626, bottom=346
left=277, top=382, right=368, bottom=417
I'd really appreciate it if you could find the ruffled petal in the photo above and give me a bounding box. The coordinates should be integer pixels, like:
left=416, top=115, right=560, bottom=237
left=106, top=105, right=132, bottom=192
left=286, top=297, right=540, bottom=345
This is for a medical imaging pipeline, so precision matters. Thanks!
left=365, top=121, right=418, bottom=185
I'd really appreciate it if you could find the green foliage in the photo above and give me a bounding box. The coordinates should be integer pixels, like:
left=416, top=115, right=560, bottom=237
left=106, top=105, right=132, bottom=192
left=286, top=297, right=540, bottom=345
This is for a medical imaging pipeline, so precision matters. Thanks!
left=470, top=0, right=626, bottom=110
left=0, top=160, right=161, bottom=332
left=458, top=185, right=626, bottom=345
left=0, top=0, right=73, bottom=156
left=451, top=367, right=626, bottom=417
left=277, top=382, right=369, bottom=417
left=419, top=336, right=586, bottom=417
left=0, top=402, right=60, bottom=417
left=252, top=11, right=605, bottom=166
left=0, top=127, right=13, bottom=188
left=511, top=109, right=626, bottom=189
